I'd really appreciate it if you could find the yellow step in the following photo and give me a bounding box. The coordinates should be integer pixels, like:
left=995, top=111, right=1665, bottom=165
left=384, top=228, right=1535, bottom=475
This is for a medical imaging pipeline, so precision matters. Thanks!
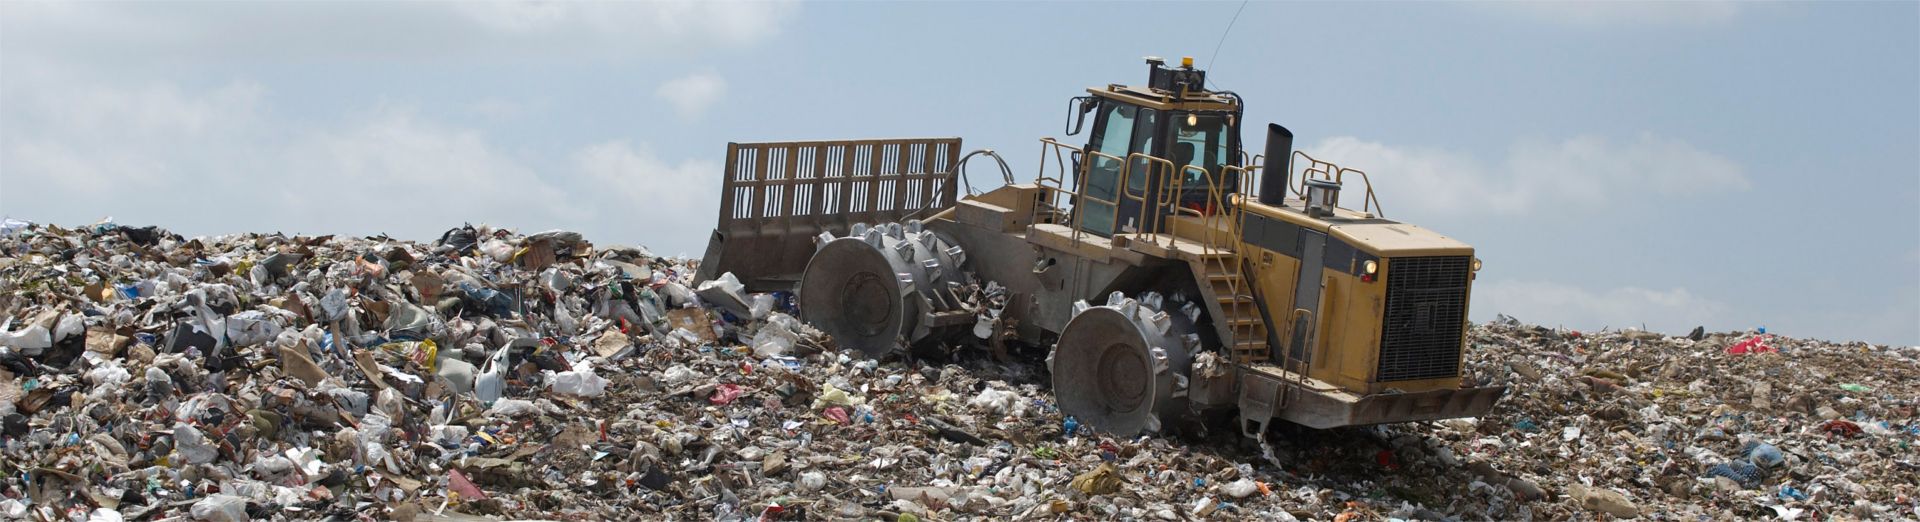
left=1231, top=339, right=1270, bottom=363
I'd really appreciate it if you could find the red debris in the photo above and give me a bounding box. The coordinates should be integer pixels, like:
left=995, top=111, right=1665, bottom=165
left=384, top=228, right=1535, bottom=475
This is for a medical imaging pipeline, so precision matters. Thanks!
left=822, top=407, right=850, bottom=425
left=1820, top=419, right=1863, bottom=439
left=1726, top=335, right=1775, bottom=355
left=709, top=384, right=745, bottom=405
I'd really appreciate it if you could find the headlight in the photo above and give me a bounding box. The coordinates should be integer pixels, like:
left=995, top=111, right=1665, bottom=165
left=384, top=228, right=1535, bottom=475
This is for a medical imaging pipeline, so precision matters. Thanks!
left=1363, top=260, right=1378, bottom=275
left=1472, top=258, right=1482, bottom=272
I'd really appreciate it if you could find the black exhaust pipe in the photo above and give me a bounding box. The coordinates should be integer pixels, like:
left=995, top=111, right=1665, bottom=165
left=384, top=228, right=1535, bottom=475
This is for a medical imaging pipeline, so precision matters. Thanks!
left=1259, top=124, right=1294, bottom=205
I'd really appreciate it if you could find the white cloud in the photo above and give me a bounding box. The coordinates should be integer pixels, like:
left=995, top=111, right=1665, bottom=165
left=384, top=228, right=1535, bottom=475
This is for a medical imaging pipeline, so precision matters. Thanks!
left=656, top=72, right=729, bottom=120
left=1477, top=1, right=1740, bottom=26
left=468, top=98, right=538, bottom=121
left=0, top=1, right=799, bottom=66
left=0, top=1, right=793, bottom=253
left=273, top=107, right=580, bottom=232
left=1305, top=133, right=1747, bottom=218
left=574, top=141, right=722, bottom=254
left=0, top=75, right=717, bottom=253
left=454, top=2, right=789, bottom=46
left=0, top=69, right=266, bottom=195
left=1472, top=278, right=1728, bottom=335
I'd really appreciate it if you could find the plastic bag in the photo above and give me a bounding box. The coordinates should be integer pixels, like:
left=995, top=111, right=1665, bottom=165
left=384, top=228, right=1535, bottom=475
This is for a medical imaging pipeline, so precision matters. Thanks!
left=317, top=289, right=349, bottom=323
left=225, top=311, right=284, bottom=348
left=551, top=360, right=609, bottom=397
left=0, top=324, right=51, bottom=352
left=486, top=398, right=537, bottom=417
left=474, top=346, right=508, bottom=404
left=662, top=365, right=699, bottom=385
left=174, top=423, right=219, bottom=464
left=479, top=239, right=516, bottom=262
left=748, top=293, right=776, bottom=320
left=85, top=363, right=132, bottom=387
left=661, top=283, right=699, bottom=308
left=812, top=383, right=864, bottom=410
left=968, top=387, right=1019, bottom=415
left=750, top=317, right=801, bottom=358
left=1221, top=478, right=1260, bottom=499
left=695, top=272, right=751, bottom=317
left=188, top=495, right=247, bottom=522
left=54, top=314, right=85, bottom=344
left=798, top=471, right=827, bottom=492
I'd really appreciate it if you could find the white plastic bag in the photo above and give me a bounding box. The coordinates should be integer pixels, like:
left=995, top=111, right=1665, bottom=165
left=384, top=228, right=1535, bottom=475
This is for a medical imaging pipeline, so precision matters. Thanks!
left=474, top=346, right=508, bottom=404
left=1221, top=478, right=1260, bottom=499
left=968, top=387, right=1019, bottom=416
left=189, top=495, right=248, bottom=522
left=174, top=423, right=219, bottom=465
left=748, top=293, right=776, bottom=320
left=479, top=239, right=516, bottom=262
left=224, top=311, right=284, bottom=348
left=486, top=398, right=537, bottom=417
left=54, top=314, right=85, bottom=343
left=0, top=324, right=51, bottom=352
left=551, top=360, right=609, bottom=397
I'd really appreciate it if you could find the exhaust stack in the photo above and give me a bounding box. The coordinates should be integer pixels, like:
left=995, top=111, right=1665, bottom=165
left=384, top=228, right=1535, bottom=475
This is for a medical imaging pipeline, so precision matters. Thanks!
left=1259, top=124, right=1294, bottom=205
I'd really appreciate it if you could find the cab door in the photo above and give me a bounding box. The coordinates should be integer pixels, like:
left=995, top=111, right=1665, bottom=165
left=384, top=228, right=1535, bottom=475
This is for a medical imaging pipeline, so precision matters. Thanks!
left=1077, top=101, right=1159, bottom=236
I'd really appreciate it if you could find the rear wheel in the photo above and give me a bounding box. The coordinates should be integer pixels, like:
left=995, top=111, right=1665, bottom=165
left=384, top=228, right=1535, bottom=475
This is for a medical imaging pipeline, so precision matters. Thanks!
left=797, top=221, right=970, bottom=358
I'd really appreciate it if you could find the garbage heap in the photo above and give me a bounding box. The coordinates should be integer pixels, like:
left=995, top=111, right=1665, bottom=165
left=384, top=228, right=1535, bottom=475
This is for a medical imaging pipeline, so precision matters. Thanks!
left=1425, top=317, right=1920, bottom=520
left=2, top=219, right=1916, bottom=521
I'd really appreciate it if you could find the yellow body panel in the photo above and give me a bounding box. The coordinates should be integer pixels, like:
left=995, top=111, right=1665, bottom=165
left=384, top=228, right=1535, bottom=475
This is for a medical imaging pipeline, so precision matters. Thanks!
left=1234, top=198, right=1474, bottom=394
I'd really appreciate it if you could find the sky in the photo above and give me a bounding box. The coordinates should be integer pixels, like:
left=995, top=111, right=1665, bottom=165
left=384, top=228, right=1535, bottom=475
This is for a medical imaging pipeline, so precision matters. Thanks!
left=2, top=1, right=1915, bottom=345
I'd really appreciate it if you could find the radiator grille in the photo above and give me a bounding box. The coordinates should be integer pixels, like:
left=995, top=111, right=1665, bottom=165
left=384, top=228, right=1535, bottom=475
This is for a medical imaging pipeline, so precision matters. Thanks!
left=1376, top=256, right=1471, bottom=382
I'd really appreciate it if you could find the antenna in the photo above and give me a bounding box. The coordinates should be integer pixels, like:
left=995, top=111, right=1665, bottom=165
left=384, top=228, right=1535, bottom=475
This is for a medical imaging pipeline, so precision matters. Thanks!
left=1206, top=0, right=1250, bottom=72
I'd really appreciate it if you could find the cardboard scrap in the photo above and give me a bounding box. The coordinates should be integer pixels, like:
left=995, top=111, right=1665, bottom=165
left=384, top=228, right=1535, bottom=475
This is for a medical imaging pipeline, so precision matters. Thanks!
left=666, top=309, right=715, bottom=343
left=592, top=331, right=632, bottom=358
left=280, top=343, right=329, bottom=387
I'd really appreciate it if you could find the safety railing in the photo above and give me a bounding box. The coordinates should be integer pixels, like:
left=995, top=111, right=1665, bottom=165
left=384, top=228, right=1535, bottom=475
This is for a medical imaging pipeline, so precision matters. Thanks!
left=1290, top=150, right=1384, bottom=217
left=1126, top=153, right=1181, bottom=245
left=1036, top=139, right=1196, bottom=247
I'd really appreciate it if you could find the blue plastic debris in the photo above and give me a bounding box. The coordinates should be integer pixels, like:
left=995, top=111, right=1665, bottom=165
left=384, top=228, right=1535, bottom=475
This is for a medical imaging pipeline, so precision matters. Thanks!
left=1778, top=484, right=1809, bottom=501
left=1746, top=442, right=1785, bottom=468
left=1706, top=461, right=1766, bottom=488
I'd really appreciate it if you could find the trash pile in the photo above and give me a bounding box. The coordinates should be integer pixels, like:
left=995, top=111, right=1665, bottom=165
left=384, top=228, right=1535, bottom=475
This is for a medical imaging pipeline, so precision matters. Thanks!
left=1423, top=317, right=1920, bottom=520
left=1, top=219, right=1915, bottom=521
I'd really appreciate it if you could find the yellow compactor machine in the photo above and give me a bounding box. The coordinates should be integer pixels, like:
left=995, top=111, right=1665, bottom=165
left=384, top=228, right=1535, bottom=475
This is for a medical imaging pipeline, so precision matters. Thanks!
left=697, top=57, right=1505, bottom=438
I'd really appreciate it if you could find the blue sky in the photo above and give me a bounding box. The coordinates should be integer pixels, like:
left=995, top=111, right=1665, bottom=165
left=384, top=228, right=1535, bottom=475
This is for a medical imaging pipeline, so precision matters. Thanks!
left=3, top=1, right=1915, bottom=345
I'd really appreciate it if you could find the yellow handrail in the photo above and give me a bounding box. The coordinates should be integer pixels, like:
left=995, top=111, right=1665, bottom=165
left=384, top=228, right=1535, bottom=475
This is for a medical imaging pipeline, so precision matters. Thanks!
left=1288, top=150, right=1384, bottom=217
left=1126, top=153, right=1179, bottom=244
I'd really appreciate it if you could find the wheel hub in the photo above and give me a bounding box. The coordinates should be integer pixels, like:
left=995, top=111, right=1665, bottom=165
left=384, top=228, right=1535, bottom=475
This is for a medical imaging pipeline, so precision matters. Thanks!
left=1097, top=342, right=1148, bottom=412
left=841, top=271, right=892, bottom=337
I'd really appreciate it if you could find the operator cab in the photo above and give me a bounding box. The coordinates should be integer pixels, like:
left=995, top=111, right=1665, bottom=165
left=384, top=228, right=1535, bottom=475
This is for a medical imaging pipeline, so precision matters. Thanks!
left=1067, top=56, right=1244, bottom=237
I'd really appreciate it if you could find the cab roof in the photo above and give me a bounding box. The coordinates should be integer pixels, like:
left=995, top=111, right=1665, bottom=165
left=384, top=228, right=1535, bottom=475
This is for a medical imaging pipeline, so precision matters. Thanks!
left=1088, top=83, right=1240, bottom=112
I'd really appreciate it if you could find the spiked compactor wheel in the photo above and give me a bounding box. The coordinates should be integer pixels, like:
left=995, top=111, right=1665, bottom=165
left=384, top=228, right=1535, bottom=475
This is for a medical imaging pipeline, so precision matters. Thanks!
left=798, top=221, right=972, bottom=358
left=1051, top=292, right=1196, bottom=436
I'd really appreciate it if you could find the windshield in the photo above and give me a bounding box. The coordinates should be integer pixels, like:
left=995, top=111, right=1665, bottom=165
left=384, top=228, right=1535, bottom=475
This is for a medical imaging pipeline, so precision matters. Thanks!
left=1170, top=112, right=1235, bottom=194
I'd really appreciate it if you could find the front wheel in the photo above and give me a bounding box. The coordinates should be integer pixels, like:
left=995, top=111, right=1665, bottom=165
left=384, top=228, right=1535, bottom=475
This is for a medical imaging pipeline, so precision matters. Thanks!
left=1050, top=291, right=1199, bottom=436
